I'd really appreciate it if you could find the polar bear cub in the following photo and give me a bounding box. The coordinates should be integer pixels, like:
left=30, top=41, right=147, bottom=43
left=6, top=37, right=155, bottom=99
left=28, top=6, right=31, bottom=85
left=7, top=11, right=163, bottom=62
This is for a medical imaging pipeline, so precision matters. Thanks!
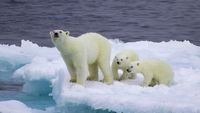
left=127, top=60, right=174, bottom=86
left=112, top=50, right=139, bottom=80
left=50, top=30, right=113, bottom=85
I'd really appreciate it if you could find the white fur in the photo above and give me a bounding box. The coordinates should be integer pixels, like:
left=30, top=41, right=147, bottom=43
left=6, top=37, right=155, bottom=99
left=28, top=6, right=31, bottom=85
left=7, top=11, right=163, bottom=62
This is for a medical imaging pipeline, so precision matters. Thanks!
left=50, top=30, right=113, bottom=85
left=112, top=50, right=139, bottom=80
left=127, top=60, right=174, bottom=86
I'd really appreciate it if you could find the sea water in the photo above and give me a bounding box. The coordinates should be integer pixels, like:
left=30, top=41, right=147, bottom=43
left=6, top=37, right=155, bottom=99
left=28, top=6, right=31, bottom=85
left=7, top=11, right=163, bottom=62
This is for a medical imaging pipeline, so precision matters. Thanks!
left=0, top=0, right=200, bottom=46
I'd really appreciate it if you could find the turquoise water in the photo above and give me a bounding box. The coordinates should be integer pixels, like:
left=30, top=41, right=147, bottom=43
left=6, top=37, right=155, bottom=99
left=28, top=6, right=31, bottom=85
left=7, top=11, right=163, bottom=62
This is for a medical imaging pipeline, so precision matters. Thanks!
left=0, top=90, right=116, bottom=113
left=58, top=103, right=116, bottom=113
left=0, top=90, right=55, bottom=110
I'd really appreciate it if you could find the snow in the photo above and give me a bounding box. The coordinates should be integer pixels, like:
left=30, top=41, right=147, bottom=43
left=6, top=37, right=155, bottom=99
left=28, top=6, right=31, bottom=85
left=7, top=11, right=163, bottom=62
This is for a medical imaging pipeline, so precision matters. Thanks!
left=0, top=100, right=46, bottom=113
left=1, top=40, right=200, bottom=113
left=52, top=74, right=200, bottom=113
left=0, top=40, right=59, bottom=82
left=0, top=40, right=59, bottom=70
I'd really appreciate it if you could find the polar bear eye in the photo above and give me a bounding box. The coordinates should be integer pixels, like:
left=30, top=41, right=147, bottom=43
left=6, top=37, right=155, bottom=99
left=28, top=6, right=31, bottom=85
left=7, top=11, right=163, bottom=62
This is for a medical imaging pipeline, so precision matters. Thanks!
left=59, top=31, right=62, bottom=33
left=121, top=59, right=123, bottom=61
left=131, top=66, right=133, bottom=68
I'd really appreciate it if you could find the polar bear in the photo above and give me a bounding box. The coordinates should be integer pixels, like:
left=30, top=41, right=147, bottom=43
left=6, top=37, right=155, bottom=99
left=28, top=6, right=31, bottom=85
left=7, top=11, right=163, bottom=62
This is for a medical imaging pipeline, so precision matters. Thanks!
left=126, top=60, right=173, bottom=86
left=112, top=50, right=139, bottom=81
left=50, top=30, right=113, bottom=85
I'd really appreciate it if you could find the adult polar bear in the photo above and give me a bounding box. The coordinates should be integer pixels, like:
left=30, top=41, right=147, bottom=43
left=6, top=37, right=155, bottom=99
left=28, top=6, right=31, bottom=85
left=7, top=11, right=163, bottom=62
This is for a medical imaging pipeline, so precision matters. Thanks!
left=50, top=30, right=113, bottom=85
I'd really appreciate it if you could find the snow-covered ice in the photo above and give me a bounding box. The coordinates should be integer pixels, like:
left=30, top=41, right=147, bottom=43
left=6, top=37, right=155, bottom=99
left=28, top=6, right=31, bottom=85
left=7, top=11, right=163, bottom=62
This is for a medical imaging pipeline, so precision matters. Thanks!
left=0, top=100, right=46, bottom=113
left=1, top=40, right=200, bottom=113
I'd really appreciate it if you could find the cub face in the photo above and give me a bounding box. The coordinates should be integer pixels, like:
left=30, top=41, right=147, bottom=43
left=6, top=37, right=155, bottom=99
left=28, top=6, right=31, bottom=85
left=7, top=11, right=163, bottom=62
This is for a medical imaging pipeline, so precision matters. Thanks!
left=126, top=61, right=140, bottom=74
left=50, top=30, right=70, bottom=43
left=114, top=54, right=129, bottom=68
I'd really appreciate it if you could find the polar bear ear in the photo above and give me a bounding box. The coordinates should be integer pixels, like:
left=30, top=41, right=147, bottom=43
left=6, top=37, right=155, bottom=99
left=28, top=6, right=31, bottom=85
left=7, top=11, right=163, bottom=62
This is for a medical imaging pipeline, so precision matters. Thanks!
left=65, top=31, right=70, bottom=36
left=126, top=57, right=128, bottom=59
left=136, top=62, right=140, bottom=66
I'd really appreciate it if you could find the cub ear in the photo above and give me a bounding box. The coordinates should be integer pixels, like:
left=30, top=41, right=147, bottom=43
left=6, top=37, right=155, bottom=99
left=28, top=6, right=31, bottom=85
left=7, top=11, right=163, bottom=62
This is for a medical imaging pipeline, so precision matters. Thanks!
left=49, top=31, right=52, bottom=36
left=65, top=31, right=70, bottom=35
left=136, top=62, right=140, bottom=66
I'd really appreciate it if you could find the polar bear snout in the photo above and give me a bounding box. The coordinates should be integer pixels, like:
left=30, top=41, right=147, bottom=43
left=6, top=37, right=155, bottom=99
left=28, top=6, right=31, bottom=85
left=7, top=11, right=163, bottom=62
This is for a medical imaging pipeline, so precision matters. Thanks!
left=127, top=65, right=135, bottom=73
left=50, top=30, right=65, bottom=39
left=117, top=61, right=120, bottom=65
left=54, top=32, right=59, bottom=38
left=126, top=68, right=131, bottom=73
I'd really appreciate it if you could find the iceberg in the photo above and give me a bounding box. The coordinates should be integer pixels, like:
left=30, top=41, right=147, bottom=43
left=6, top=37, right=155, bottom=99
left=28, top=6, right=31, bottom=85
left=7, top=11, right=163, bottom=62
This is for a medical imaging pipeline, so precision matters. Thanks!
left=0, top=40, right=60, bottom=83
left=1, top=40, right=200, bottom=113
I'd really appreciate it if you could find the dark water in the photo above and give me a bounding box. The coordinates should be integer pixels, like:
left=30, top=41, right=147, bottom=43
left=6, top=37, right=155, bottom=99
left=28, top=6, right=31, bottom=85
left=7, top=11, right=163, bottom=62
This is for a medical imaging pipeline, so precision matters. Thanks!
left=0, top=0, right=200, bottom=46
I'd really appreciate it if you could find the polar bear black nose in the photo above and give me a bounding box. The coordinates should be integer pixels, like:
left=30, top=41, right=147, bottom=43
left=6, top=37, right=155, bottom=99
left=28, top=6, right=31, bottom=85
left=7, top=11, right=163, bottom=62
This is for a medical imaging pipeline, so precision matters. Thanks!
left=127, top=69, right=131, bottom=72
left=117, top=62, right=120, bottom=65
left=54, top=32, right=59, bottom=38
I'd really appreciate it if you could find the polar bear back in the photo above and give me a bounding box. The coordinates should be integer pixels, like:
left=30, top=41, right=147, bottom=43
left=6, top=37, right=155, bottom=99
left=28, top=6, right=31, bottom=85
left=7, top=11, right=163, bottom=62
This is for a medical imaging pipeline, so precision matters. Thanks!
left=77, top=33, right=111, bottom=64
left=140, top=60, right=173, bottom=82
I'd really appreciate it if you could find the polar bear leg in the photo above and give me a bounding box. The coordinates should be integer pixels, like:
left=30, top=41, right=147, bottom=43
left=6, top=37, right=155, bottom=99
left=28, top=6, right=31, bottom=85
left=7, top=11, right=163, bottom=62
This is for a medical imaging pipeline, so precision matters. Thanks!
left=158, top=76, right=170, bottom=85
left=129, top=73, right=136, bottom=79
left=113, top=68, right=119, bottom=80
left=76, top=67, right=89, bottom=85
left=98, top=57, right=113, bottom=84
left=143, top=72, right=153, bottom=87
left=119, top=71, right=128, bottom=80
left=62, top=57, right=77, bottom=82
left=112, top=63, right=119, bottom=80
left=67, top=65, right=76, bottom=82
left=87, top=62, right=98, bottom=81
left=149, top=78, right=158, bottom=86
left=74, top=58, right=89, bottom=85
left=99, top=63, right=113, bottom=84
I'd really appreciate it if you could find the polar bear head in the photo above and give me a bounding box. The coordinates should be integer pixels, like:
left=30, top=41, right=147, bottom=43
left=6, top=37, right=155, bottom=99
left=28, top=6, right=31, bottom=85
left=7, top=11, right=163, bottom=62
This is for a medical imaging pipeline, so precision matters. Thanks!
left=114, top=54, right=130, bottom=68
left=50, top=30, right=70, bottom=44
left=126, top=61, right=141, bottom=73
